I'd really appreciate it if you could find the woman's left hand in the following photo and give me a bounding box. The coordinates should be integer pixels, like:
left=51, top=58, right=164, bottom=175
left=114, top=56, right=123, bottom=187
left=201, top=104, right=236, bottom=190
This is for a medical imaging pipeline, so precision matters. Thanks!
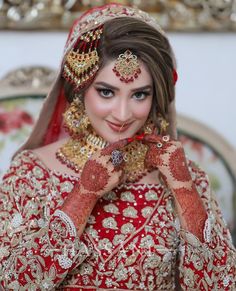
left=143, top=134, right=207, bottom=241
left=143, top=134, right=192, bottom=188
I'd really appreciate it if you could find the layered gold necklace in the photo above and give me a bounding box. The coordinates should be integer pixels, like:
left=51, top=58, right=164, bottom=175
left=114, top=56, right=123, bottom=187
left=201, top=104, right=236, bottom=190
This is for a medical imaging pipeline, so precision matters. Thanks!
left=56, top=132, right=149, bottom=183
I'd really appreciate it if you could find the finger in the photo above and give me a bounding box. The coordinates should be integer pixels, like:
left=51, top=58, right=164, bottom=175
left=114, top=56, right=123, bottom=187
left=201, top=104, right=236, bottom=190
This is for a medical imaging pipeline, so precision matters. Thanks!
left=119, top=170, right=127, bottom=184
left=143, top=134, right=171, bottom=144
left=101, top=138, right=129, bottom=155
left=142, top=134, right=163, bottom=144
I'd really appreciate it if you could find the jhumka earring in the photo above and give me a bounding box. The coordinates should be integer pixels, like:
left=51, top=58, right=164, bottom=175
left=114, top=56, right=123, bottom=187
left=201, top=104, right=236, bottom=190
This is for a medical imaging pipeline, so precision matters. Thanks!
left=63, top=96, right=90, bottom=137
left=62, top=25, right=103, bottom=91
left=143, top=118, right=155, bottom=135
left=157, top=114, right=169, bottom=135
left=113, top=50, right=141, bottom=83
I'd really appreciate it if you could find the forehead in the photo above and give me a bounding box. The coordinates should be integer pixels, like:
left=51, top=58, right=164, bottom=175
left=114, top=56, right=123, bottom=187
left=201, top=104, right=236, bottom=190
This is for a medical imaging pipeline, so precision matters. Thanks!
left=93, top=59, right=153, bottom=88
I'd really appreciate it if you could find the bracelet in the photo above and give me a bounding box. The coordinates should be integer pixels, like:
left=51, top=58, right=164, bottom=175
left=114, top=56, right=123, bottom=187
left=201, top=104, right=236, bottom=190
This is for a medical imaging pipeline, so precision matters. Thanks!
left=53, top=209, right=77, bottom=237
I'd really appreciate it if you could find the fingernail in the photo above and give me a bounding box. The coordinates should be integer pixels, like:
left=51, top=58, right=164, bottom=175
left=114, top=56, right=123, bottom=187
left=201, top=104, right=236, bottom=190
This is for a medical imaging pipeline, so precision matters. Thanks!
left=127, top=137, right=134, bottom=143
left=135, top=133, right=145, bottom=141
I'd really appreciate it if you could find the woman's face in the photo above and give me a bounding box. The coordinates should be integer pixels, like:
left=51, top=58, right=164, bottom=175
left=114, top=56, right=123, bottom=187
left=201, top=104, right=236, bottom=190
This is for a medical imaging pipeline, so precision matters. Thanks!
left=84, top=59, right=153, bottom=143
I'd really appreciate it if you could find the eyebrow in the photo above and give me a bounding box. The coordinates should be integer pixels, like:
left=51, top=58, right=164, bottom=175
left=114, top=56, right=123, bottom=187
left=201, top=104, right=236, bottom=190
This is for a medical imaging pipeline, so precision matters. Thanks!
left=94, top=81, right=152, bottom=92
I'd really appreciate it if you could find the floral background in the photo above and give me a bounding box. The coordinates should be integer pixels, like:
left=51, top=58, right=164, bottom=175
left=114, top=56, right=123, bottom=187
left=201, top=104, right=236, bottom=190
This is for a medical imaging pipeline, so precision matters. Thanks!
left=0, top=96, right=43, bottom=178
left=0, top=95, right=235, bottom=243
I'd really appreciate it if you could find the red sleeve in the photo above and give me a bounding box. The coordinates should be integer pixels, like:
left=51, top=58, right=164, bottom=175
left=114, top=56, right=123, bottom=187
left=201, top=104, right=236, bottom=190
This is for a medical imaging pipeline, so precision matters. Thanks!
left=178, top=162, right=236, bottom=290
left=0, top=151, right=90, bottom=290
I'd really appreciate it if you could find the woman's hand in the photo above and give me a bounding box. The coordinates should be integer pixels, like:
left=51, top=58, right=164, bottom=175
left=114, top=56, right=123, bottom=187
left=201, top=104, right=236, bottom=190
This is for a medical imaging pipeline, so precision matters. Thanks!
left=143, top=134, right=207, bottom=241
left=143, top=134, right=192, bottom=188
left=79, top=138, right=128, bottom=198
left=61, top=138, right=128, bottom=235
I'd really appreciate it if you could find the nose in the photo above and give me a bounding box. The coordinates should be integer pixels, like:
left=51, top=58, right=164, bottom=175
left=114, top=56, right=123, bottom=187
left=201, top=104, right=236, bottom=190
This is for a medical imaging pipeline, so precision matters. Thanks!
left=112, top=98, right=132, bottom=123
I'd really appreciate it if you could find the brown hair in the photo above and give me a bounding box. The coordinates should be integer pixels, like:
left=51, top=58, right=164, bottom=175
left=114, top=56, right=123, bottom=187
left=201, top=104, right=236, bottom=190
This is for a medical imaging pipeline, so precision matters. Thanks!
left=64, top=17, right=176, bottom=129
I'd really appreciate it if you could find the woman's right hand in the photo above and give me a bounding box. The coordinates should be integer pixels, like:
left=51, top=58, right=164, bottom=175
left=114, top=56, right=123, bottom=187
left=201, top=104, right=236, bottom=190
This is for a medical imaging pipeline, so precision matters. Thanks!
left=61, top=138, right=128, bottom=233
left=79, top=138, right=128, bottom=198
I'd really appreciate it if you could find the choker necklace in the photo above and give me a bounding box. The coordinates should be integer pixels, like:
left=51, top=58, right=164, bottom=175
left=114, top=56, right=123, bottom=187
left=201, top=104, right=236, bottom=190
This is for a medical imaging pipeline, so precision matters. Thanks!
left=56, top=132, right=149, bottom=183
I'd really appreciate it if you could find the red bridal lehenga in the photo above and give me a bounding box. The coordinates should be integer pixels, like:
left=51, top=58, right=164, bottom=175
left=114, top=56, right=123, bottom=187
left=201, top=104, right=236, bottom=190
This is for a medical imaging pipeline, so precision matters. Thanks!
left=0, top=150, right=235, bottom=290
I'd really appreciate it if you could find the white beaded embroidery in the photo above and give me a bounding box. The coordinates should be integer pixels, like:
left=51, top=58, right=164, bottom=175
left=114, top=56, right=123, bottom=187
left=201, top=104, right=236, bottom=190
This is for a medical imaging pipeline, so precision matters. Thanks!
left=203, top=216, right=213, bottom=243
left=53, top=209, right=77, bottom=237
left=11, top=212, right=23, bottom=228
left=57, top=254, right=73, bottom=269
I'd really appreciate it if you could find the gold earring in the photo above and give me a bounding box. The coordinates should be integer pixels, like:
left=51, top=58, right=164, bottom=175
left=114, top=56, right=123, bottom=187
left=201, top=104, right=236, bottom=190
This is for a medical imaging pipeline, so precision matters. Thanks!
left=80, top=114, right=90, bottom=131
left=158, top=115, right=169, bottom=135
left=63, top=96, right=90, bottom=137
left=143, top=118, right=155, bottom=134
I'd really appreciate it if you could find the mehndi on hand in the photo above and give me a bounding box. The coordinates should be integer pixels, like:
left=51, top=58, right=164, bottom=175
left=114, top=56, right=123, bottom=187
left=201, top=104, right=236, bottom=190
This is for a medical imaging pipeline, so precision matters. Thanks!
left=61, top=139, right=128, bottom=234
left=143, top=134, right=207, bottom=241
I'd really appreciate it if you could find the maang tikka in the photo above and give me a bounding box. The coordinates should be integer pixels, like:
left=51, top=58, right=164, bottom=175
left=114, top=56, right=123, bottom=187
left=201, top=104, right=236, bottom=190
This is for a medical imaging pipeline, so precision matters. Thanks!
left=113, top=50, right=141, bottom=83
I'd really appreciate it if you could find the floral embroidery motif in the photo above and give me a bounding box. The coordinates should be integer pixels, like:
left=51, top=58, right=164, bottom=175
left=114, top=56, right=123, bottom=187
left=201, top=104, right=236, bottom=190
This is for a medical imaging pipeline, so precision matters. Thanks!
left=98, top=238, right=113, bottom=251
left=102, top=217, right=118, bottom=229
left=0, top=150, right=90, bottom=290
left=120, top=191, right=136, bottom=202
left=121, top=223, right=136, bottom=235
left=122, top=206, right=138, bottom=218
left=10, top=212, right=23, bottom=228
left=141, top=206, right=154, bottom=218
left=104, top=203, right=120, bottom=214
left=145, top=190, right=159, bottom=201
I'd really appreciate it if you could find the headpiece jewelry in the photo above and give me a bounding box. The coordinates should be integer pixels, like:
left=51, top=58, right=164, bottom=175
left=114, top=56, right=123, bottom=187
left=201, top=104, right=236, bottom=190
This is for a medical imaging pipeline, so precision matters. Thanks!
left=62, top=26, right=103, bottom=90
left=113, top=50, right=141, bottom=83
left=63, top=96, right=90, bottom=137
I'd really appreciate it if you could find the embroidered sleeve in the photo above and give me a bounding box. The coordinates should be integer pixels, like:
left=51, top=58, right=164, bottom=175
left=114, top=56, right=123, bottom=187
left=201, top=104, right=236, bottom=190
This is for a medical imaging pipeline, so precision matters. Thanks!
left=178, top=162, right=236, bottom=290
left=0, top=152, right=90, bottom=290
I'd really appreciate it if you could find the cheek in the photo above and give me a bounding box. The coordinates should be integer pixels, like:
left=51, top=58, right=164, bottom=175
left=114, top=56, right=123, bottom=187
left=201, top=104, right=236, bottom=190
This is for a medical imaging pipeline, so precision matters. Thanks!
left=132, top=99, right=152, bottom=120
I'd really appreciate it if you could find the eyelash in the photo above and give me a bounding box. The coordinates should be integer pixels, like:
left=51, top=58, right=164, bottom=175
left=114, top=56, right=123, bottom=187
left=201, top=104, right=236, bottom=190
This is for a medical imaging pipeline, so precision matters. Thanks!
left=96, top=88, right=151, bottom=100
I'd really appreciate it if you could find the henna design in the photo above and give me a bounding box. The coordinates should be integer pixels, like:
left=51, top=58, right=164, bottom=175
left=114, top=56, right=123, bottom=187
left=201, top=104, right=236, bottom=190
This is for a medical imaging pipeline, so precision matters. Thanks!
left=174, top=185, right=196, bottom=198
left=145, top=143, right=166, bottom=169
left=143, top=134, right=207, bottom=241
left=61, top=139, right=128, bottom=233
left=175, top=186, right=207, bottom=241
left=143, top=135, right=193, bottom=185
left=61, top=188, right=97, bottom=230
left=80, top=160, right=110, bottom=192
left=169, top=148, right=192, bottom=182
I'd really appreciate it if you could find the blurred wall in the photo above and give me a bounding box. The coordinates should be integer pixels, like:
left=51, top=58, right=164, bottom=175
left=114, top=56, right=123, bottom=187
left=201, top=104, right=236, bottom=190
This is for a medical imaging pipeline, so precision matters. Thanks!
left=0, top=31, right=235, bottom=148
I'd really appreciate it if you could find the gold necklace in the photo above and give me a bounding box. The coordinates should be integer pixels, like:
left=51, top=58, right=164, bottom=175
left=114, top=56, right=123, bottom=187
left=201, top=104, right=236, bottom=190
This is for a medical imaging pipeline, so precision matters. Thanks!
left=56, top=133, right=149, bottom=183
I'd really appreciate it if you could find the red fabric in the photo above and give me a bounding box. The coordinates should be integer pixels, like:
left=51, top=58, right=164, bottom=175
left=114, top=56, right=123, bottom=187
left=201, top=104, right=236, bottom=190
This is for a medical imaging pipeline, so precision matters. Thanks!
left=0, top=151, right=235, bottom=290
left=43, top=87, right=67, bottom=145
